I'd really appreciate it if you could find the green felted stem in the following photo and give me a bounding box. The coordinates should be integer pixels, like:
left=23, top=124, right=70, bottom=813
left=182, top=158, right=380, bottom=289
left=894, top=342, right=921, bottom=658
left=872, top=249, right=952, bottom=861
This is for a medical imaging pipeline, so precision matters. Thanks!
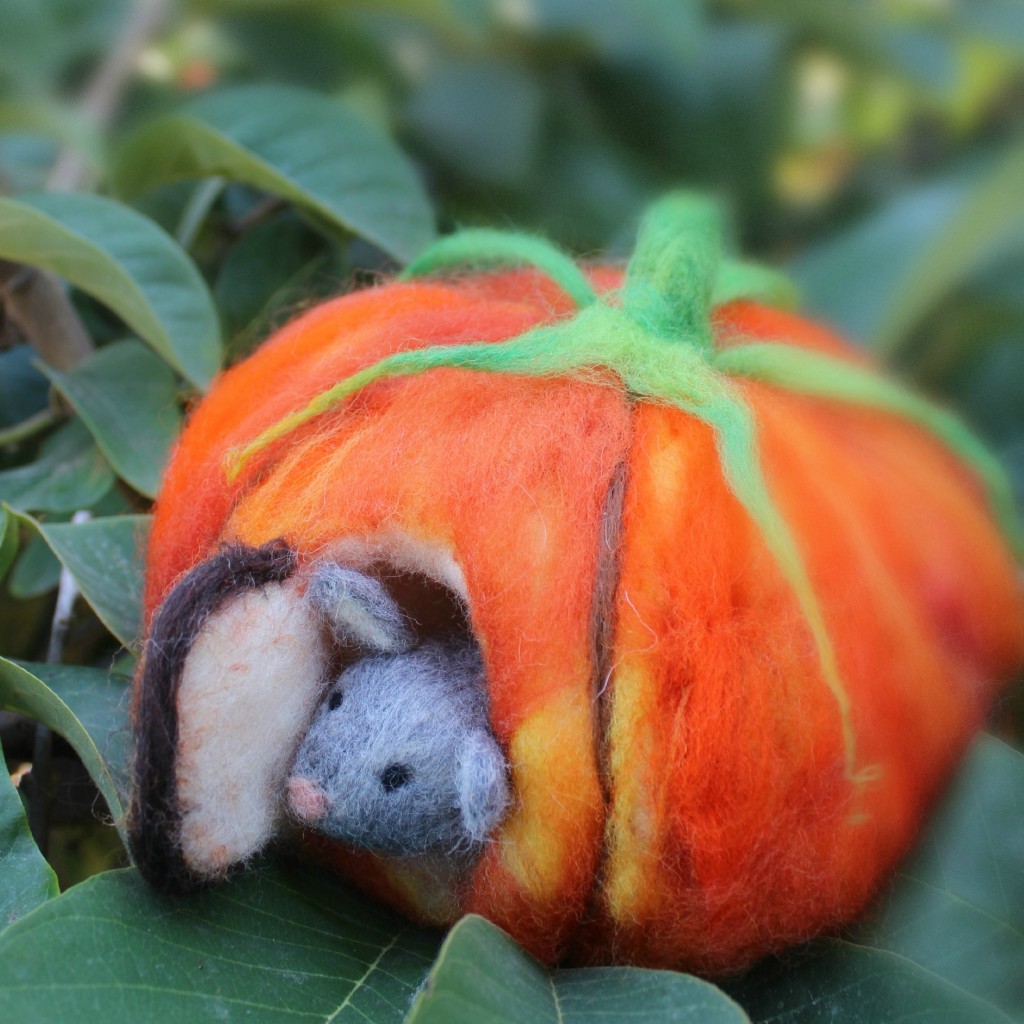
left=714, top=344, right=1024, bottom=559
left=224, top=317, right=625, bottom=479
left=399, top=228, right=599, bottom=310
left=621, top=192, right=720, bottom=348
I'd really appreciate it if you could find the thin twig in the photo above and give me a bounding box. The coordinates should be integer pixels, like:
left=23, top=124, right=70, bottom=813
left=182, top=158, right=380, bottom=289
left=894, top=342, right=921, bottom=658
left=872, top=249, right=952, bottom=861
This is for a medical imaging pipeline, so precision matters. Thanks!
left=46, top=0, right=173, bottom=193
left=28, top=510, right=92, bottom=855
left=1, top=0, right=174, bottom=374
left=0, top=407, right=59, bottom=447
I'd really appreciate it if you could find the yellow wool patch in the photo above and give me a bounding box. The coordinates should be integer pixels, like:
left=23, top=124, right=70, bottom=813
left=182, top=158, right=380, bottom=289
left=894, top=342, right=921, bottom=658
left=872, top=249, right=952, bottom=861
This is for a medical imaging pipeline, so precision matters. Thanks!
left=500, top=687, right=603, bottom=902
left=600, top=657, right=661, bottom=922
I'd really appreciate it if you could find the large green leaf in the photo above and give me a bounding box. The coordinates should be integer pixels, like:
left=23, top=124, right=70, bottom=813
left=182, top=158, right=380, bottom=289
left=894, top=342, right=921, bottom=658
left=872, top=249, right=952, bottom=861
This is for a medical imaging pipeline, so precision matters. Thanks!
left=406, top=60, right=544, bottom=188
left=15, top=513, right=150, bottom=649
left=0, top=658, right=125, bottom=826
left=0, top=345, right=50, bottom=429
left=0, top=506, right=17, bottom=581
left=7, top=532, right=61, bottom=599
left=793, top=148, right=1024, bottom=356
left=859, top=735, right=1024, bottom=1018
left=38, top=340, right=183, bottom=499
left=13, top=660, right=132, bottom=810
left=112, top=84, right=435, bottom=263
left=0, top=193, right=221, bottom=388
left=0, top=862, right=441, bottom=1022
left=730, top=939, right=1014, bottom=1023
left=213, top=211, right=338, bottom=348
left=0, top=420, right=115, bottom=514
left=0, top=736, right=58, bottom=929
left=408, top=915, right=749, bottom=1023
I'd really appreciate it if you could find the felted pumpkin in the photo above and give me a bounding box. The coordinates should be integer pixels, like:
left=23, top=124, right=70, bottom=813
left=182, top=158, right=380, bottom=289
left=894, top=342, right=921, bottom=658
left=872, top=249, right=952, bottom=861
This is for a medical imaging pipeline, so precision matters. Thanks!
left=128, top=194, right=1024, bottom=975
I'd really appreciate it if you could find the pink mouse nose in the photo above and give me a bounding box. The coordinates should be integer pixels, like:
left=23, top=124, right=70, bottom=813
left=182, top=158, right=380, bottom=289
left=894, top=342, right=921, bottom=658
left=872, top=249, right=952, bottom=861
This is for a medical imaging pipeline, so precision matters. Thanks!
left=287, top=776, right=329, bottom=823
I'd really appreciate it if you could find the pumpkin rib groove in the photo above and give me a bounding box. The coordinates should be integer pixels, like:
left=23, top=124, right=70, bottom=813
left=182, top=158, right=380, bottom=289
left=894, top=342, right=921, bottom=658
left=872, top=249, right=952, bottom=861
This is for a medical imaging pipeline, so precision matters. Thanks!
left=591, top=458, right=630, bottom=802
left=572, top=456, right=632, bottom=955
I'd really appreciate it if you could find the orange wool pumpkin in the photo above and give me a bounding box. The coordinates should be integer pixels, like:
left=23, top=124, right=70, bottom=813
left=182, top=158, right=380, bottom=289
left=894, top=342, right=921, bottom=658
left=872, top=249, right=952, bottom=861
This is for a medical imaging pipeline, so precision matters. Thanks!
left=131, top=196, right=1023, bottom=974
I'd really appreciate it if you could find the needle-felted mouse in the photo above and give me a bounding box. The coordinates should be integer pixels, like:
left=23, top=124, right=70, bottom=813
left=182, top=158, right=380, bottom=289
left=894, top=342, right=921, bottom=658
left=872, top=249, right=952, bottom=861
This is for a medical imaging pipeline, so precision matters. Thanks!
left=286, top=563, right=509, bottom=856
left=128, top=193, right=1024, bottom=974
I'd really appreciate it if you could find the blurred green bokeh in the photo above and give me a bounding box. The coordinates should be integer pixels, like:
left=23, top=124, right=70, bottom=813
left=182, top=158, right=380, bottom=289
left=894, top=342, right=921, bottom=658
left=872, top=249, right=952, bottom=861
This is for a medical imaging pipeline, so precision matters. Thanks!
left=3, top=2, right=1021, bottom=383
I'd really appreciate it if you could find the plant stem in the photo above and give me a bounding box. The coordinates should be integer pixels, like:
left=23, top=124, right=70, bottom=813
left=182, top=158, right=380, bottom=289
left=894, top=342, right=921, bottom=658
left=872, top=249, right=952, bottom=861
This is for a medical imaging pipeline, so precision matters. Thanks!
left=0, top=0, right=175, bottom=376
left=0, top=408, right=59, bottom=448
left=0, top=261, right=94, bottom=371
left=28, top=510, right=91, bottom=855
left=46, top=0, right=173, bottom=193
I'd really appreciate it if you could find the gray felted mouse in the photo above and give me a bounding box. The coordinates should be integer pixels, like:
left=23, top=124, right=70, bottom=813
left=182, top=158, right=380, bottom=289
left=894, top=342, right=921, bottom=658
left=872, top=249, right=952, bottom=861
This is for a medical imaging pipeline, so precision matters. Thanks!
left=286, top=563, right=511, bottom=856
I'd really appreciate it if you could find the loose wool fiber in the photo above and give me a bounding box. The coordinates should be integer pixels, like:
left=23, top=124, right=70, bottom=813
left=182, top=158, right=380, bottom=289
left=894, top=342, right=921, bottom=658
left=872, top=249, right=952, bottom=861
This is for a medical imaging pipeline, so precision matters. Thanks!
left=136, top=199, right=1024, bottom=974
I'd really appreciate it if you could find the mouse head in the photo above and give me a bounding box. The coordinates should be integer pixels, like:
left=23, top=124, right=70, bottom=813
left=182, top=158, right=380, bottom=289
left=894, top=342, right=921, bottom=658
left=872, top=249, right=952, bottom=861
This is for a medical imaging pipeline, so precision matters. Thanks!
left=287, top=564, right=510, bottom=855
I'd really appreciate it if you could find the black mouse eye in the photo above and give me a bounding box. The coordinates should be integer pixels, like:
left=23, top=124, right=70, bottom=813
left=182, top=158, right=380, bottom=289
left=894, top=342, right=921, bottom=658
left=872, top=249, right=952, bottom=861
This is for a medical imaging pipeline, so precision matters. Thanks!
left=380, top=763, right=413, bottom=792
left=327, top=691, right=343, bottom=711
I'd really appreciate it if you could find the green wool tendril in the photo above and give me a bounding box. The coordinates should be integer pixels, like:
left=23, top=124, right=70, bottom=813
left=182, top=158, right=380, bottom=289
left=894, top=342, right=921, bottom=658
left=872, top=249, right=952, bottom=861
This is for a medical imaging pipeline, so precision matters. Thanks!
left=713, top=260, right=799, bottom=310
left=713, top=344, right=1024, bottom=560
left=399, top=228, right=599, bottom=310
left=225, top=191, right=1023, bottom=789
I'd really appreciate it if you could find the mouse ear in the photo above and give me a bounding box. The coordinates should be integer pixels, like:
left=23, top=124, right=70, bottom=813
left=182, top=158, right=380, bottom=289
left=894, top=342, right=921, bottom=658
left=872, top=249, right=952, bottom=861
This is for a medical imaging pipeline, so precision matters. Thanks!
left=308, top=563, right=415, bottom=654
left=457, top=730, right=510, bottom=844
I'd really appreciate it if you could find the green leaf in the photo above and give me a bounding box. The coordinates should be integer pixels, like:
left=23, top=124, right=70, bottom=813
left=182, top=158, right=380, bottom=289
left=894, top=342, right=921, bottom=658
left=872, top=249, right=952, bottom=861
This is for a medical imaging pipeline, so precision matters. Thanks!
left=112, top=83, right=436, bottom=263
left=521, top=0, right=703, bottom=62
left=876, top=149, right=1024, bottom=356
left=407, top=915, right=750, bottom=1023
left=730, top=939, right=1014, bottom=1023
left=38, top=341, right=183, bottom=499
left=793, top=148, right=1024, bottom=356
left=793, top=179, right=965, bottom=346
left=15, top=513, right=150, bottom=649
left=0, top=346, right=50, bottom=429
left=859, top=735, right=1024, bottom=1018
left=0, top=506, right=17, bottom=581
left=0, top=192, right=221, bottom=388
left=13, top=660, right=132, bottom=810
left=0, top=420, right=115, bottom=514
left=0, top=862, right=441, bottom=1022
left=0, top=736, right=59, bottom=929
left=0, top=99, right=105, bottom=173
left=213, top=212, right=332, bottom=341
left=0, top=0, right=59, bottom=94
left=0, top=658, right=125, bottom=827
left=7, top=532, right=60, bottom=599
left=406, top=60, right=544, bottom=188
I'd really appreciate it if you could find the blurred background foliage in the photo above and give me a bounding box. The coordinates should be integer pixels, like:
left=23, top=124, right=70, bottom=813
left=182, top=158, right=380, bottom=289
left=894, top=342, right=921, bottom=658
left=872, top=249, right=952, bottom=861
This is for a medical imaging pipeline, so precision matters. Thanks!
left=3, top=0, right=1023, bottom=446
left=0, top=0, right=1022, bottom=989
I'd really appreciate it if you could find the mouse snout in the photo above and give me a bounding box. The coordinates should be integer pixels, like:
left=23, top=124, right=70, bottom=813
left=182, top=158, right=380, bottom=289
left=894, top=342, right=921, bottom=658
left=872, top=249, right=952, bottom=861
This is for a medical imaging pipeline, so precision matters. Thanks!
left=287, top=776, right=329, bottom=823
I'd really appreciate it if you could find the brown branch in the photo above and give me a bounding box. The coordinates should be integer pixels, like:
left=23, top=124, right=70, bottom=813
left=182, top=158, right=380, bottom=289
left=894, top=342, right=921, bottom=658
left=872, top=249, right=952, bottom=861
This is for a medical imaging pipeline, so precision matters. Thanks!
left=0, top=260, right=94, bottom=371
